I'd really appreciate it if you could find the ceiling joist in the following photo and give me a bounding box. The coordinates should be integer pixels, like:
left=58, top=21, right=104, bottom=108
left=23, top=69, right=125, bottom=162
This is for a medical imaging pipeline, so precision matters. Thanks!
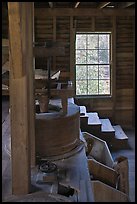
left=48, top=2, right=53, bottom=8
left=98, top=2, right=111, bottom=9
left=74, top=2, right=80, bottom=8
left=120, top=2, right=135, bottom=8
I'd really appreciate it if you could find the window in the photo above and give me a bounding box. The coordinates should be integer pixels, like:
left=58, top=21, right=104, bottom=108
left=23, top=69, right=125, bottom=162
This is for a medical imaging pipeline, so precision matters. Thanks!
left=75, top=33, right=111, bottom=96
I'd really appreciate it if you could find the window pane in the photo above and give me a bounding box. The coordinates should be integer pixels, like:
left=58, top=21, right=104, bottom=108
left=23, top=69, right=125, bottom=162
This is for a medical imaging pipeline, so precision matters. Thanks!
left=76, top=34, right=87, bottom=49
left=76, top=50, right=87, bottom=64
left=76, top=65, right=87, bottom=80
left=88, top=65, right=98, bottom=79
left=99, top=50, right=109, bottom=64
left=87, top=34, right=98, bottom=49
left=87, top=50, right=98, bottom=64
left=75, top=33, right=111, bottom=96
left=88, top=80, right=98, bottom=95
left=99, top=65, right=110, bottom=79
left=99, top=80, right=110, bottom=94
left=99, top=35, right=110, bottom=49
left=76, top=80, right=87, bottom=95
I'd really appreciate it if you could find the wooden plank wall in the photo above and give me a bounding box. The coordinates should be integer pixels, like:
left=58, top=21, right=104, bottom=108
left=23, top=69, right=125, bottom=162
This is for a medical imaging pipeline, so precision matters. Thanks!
left=2, top=6, right=135, bottom=128
left=34, top=11, right=135, bottom=128
left=35, top=15, right=70, bottom=81
left=35, top=17, right=53, bottom=69
left=56, top=16, right=70, bottom=72
left=115, top=16, right=134, bottom=128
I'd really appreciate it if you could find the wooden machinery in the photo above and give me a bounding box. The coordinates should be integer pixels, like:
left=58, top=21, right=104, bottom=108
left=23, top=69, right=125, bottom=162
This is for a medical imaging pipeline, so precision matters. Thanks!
left=5, top=3, right=131, bottom=202
left=29, top=41, right=94, bottom=202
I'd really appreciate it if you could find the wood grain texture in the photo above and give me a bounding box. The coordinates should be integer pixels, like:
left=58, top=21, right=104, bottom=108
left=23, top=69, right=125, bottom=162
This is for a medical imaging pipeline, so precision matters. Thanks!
left=2, top=99, right=135, bottom=201
left=8, top=2, right=35, bottom=194
left=8, top=3, right=24, bottom=78
left=3, top=6, right=135, bottom=128
left=35, top=8, right=135, bottom=17
left=88, top=158, right=119, bottom=188
left=35, top=103, right=80, bottom=157
left=92, top=181, right=130, bottom=202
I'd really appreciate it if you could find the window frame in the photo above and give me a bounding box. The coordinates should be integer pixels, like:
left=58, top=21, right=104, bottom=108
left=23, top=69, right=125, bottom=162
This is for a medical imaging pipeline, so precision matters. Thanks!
left=75, top=32, right=112, bottom=98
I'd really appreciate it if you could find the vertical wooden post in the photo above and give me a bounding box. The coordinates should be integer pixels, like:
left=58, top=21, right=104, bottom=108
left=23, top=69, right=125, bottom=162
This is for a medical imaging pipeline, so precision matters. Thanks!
left=70, top=16, right=75, bottom=85
left=8, top=2, right=34, bottom=195
left=26, top=3, right=36, bottom=167
left=112, top=16, right=116, bottom=124
left=53, top=16, right=56, bottom=70
left=61, top=96, right=68, bottom=115
left=32, top=3, right=36, bottom=167
left=132, top=17, right=135, bottom=127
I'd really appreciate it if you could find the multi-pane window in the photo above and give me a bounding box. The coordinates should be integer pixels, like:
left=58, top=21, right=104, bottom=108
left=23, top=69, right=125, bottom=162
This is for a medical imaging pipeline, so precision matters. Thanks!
left=75, top=33, right=111, bottom=96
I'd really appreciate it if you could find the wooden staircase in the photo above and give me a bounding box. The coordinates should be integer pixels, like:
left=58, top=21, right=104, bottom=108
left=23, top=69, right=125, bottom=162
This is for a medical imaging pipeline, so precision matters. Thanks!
left=80, top=106, right=128, bottom=149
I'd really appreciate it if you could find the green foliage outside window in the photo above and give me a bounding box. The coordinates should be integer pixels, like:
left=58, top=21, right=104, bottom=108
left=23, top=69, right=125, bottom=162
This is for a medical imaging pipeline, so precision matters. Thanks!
left=76, top=33, right=111, bottom=96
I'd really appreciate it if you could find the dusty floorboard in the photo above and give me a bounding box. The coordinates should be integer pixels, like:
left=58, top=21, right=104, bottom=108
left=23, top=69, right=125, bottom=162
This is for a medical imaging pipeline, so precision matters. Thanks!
left=2, top=97, right=135, bottom=202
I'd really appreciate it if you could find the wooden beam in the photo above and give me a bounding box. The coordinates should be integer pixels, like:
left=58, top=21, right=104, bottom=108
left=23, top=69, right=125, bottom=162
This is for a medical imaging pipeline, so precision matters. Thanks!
left=9, top=76, right=31, bottom=195
left=8, top=3, right=24, bottom=78
left=98, top=2, right=111, bottom=9
left=27, top=3, right=35, bottom=167
left=112, top=16, right=116, bottom=124
left=31, top=3, right=36, bottom=167
left=33, top=46, right=65, bottom=57
left=120, top=2, right=135, bottom=8
left=53, top=16, right=56, bottom=70
left=74, top=2, right=80, bottom=8
left=70, top=16, right=75, bottom=84
left=133, top=18, right=135, bottom=127
left=48, top=2, right=53, bottom=8
left=8, top=2, right=34, bottom=195
left=35, top=8, right=135, bottom=17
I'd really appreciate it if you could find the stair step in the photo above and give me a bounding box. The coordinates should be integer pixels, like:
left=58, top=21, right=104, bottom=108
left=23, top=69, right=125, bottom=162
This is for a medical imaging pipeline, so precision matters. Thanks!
left=80, top=106, right=88, bottom=117
left=87, top=112, right=102, bottom=126
left=113, top=125, right=128, bottom=140
left=100, top=119, right=115, bottom=133
left=80, top=106, right=88, bottom=131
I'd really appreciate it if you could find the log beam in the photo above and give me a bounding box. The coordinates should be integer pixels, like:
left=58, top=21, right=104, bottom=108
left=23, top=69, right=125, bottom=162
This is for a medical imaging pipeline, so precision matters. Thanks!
left=98, top=2, right=111, bottom=9
left=8, top=2, right=35, bottom=195
left=74, top=2, right=80, bottom=8
left=35, top=8, right=135, bottom=17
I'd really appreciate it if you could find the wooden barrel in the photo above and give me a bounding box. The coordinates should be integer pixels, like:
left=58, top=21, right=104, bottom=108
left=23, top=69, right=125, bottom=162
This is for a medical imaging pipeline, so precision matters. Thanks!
left=35, top=103, right=80, bottom=158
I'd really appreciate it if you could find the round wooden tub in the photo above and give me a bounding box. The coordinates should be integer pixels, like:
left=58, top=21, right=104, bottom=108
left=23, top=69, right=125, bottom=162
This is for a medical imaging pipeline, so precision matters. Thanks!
left=35, top=103, right=80, bottom=158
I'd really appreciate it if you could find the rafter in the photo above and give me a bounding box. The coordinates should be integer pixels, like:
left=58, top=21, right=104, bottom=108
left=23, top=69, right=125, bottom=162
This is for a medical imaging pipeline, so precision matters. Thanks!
left=74, top=2, right=80, bottom=8
left=48, top=2, right=53, bottom=8
left=119, top=2, right=135, bottom=8
left=98, top=2, right=111, bottom=9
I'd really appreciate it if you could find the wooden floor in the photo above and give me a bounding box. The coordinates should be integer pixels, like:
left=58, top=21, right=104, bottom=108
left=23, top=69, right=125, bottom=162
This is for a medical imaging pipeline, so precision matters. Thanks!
left=2, top=97, right=135, bottom=202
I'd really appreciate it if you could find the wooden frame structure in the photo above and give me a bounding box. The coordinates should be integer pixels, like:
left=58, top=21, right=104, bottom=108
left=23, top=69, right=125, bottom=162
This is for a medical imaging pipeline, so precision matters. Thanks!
left=8, top=2, right=35, bottom=195
left=34, top=8, right=134, bottom=17
left=6, top=1, right=135, bottom=196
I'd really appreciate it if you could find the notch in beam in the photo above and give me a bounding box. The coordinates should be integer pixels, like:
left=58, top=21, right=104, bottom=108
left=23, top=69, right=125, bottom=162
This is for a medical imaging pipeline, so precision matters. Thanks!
left=49, top=2, right=53, bottom=8
left=98, top=2, right=111, bottom=9
left=74, top=2, right=80, bottom=8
